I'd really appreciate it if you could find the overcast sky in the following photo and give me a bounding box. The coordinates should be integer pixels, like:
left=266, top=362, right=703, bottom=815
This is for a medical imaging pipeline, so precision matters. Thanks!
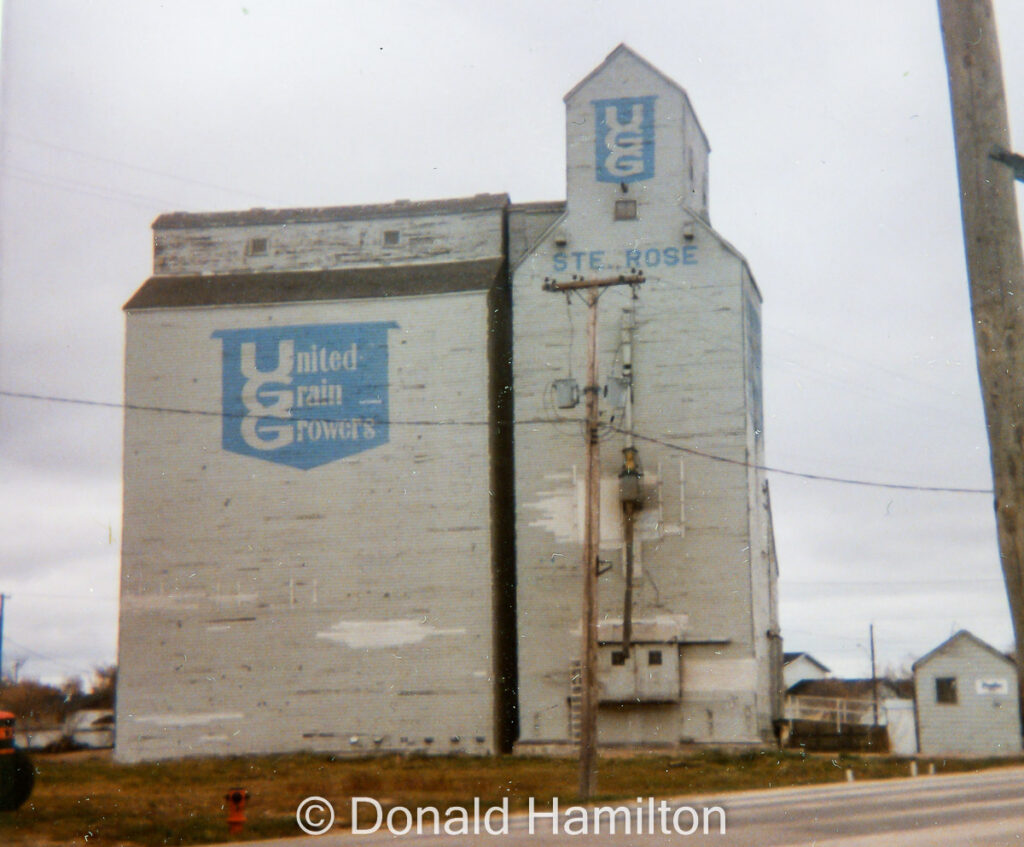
left=1, top=0, right=1023, bottom=686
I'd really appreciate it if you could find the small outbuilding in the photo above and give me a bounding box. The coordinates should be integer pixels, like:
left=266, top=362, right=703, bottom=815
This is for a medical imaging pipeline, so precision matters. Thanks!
left=913, top=629, right=1022, bottom=757
left=783, top=652, right=831, bottom=690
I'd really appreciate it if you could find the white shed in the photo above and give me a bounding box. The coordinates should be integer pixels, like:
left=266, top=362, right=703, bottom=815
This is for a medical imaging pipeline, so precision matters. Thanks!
left=913, top=630, right=1021, bottom=757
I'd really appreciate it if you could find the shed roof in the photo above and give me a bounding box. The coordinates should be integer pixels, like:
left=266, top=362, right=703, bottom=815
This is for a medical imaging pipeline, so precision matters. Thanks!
left=912, top=629, right=1016, bottom=672
left=787, top=678, right=900, bottom=700
left=124, top=258, right=505, bottom=310
left=152, top=193, right=510, bottom=230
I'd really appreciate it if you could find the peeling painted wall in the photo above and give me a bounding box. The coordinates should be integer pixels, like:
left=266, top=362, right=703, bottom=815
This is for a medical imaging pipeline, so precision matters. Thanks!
left=512, top=46, right=778, bottom=748
left=118, top=203, right=510, bottom=761
left=154, top=206, right=506, bottom=276
left=118, top=46, right=779, bottom=761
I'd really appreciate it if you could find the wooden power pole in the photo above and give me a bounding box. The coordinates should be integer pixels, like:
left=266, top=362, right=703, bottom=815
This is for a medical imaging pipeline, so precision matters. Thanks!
left=543, top=272, right=643, bottom=800
left=870, top=624, right=878, bottom=728
left=0, top=595, right=6, bottom=687
left=939, top=0, right=1024, bottom=709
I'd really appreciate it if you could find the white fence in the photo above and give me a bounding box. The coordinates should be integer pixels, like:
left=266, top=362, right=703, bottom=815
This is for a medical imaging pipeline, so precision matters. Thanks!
left=784, top=695, right=888, bottom=730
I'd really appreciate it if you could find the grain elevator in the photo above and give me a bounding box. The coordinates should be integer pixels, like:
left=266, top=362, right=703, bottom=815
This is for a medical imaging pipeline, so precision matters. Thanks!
left=116, top=45, right=781, bottom=762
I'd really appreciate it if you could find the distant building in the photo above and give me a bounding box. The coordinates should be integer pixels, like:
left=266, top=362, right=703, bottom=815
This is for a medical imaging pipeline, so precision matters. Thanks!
left=913, top=630, right=1021, bottom=757
left=783, top=652, right=831, bottom=690
left=66, top=709, right=115, bottom=750
left=116, top=44, right=781, bottom=761
left=786, top=678, right=898, bottom=703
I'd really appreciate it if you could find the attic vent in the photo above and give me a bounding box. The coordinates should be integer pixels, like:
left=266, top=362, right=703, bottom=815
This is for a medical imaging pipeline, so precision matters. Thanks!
left=614, top=199, right=637, bottom=221
left=383, top=230, right=401, bottom=246
left=246, top=237, right=268, bottom=256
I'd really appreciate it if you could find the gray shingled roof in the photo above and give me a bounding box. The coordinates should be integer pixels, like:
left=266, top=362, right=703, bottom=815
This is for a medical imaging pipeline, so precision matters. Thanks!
left=124, top=258, right=505, bottom=310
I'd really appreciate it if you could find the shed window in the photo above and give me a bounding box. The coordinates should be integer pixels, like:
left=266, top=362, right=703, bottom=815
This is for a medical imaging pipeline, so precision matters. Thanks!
left=383, top=230, right=401, bottom=246
left=610, top=650, right=626, bottom=666
left=246, top=237, right=268, bottom=256
left=648, top=650, right=663, bottom=666
left=614, top=199, right=637, bottom=221
left=935, top=677, right=958, bottom=704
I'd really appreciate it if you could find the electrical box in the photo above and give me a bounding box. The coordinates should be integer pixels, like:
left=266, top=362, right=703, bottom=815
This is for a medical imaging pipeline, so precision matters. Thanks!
left=597, top=642, right=681, bottom=704
left=619, top=471, right=643, bottom=507
left=604, top=376, right=629, bottom=408
left=553, top=378, right=580, bottom=409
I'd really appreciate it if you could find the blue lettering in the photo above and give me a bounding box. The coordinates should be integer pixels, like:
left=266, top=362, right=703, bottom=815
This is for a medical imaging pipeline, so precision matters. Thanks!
left=664, top=247, right=680, bottom=266
left=683, top=245, right=698, bottom=265
left=644, top=248, right=661, bottom=267
left=625, top=249, right=642, bottom=266
left=571, top=251, right=586, bottom=271
left=589, top=251, right=604, bottom=270
left=553, top=252, right=567, bottom=272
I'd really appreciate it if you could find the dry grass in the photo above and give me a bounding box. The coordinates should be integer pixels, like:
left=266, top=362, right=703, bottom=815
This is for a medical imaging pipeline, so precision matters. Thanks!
left=3, top=748, right=1022, bottom=845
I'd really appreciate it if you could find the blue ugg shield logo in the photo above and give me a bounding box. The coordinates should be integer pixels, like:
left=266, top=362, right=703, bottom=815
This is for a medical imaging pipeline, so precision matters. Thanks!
left=594, top=96, right=656, bottom=183
left=213, top=322, right=397, bottom=469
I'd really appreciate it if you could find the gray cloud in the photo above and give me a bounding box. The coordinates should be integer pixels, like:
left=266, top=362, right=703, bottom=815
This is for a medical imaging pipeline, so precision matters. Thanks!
left=2, top=0, right=1022, bottom=682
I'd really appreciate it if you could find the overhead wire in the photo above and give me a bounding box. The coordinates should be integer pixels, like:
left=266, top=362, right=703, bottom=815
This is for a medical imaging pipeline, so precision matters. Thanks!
left=2, top=167, right=179, bottom=211
left=10, top=131, right=276, bottom=203
left=0, top=388, right=994, bottom=495
left=604, top=424, right=992, bottom=495
left=2, top=636, right=95, bottom=677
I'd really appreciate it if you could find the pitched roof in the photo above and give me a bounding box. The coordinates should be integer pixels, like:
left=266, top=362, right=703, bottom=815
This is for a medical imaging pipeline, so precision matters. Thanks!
left=152, top=193, right=510, bottom=230
left=783, top=652, right=831, bottom=673
left=912, top=629, right=1016, bottom=672
left=124, top=258, right=505, bottom=310
left=563, top=43, right=710, bottom=150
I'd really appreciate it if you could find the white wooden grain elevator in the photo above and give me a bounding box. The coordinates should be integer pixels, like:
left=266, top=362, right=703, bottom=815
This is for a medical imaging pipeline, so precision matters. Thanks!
left=116, top=44, right=781, bottom=762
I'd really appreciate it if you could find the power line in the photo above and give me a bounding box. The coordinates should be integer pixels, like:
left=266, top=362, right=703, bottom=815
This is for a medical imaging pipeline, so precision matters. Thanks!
left=10, top=131, right=275, bottom=203
left=2, top=637, right=93, bottom=677
left=0, top=387, right=994, bottom=496
left=0, top=388, right=543, bottom=427
left=2, top=167, right=178, bottom=212
left=784, top=578, right=1003, bottom=586
left=11, top=592, right=117, bottom=604
left=608, top=426, right=993, bottom=495
left=767, top=322, right=958, bottom=397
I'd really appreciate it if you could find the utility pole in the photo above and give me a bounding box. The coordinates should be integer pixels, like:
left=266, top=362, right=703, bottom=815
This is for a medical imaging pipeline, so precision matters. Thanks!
left=870, top=624, right=878, bottom=728
left=0, top=595, right=7, bottom=688
left=544, top=271, right=643, bottom=801
left=938, top=0, right=1024, bottom=717
left=619, top=305, right=643, bottom=661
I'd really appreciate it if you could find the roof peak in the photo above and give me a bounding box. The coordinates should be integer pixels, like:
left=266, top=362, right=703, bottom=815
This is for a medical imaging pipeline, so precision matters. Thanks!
left=912, top=629, right=1016, bottom=671
left=564, top=42, right=686, bottom=102
left=562, top=44, right=709, bottom=150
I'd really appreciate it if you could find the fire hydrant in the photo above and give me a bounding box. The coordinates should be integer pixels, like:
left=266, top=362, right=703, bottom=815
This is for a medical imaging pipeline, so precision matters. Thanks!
left=224, top=787, right=249, bottom=835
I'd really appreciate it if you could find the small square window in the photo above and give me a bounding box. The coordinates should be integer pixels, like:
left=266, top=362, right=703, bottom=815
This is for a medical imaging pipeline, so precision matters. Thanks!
left=614, top=199, right=637, bottom=221
left=610, top=650, right=626, bottom=666
left=246, top=237, right=268, bottom=256
left=383, top=230, right=401, bottom=246
left=648, top=650, right=663, bottom=666
left=936, top=677, right=958, bottom=704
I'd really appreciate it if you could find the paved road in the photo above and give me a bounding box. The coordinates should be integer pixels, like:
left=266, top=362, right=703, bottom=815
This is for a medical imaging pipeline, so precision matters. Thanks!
left=246, top=765, right=1024, bottom=846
